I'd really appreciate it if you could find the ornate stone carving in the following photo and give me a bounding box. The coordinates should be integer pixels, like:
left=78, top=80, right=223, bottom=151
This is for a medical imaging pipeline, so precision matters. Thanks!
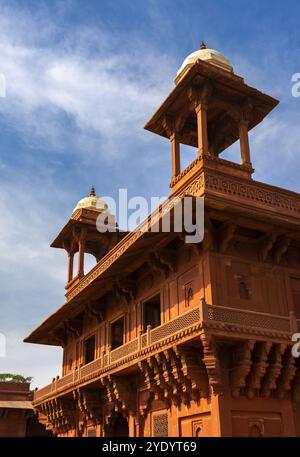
left=100, top=375, right=137, bottom=415
left=230, top=340, right=255, bottom=398
left=39, top=397, right=76, bottom=436
left=292, top=365, right=300, bottom=403
left=245, top=341, right=272, bottom=398
left=187, top=82, right=213, bottom=110
left=175, top=346, right=209, bottom=399
left=273, top=236, right=290, bottom=265
left=86, top=301, right=105, bottom=323
left=64, top=318, right=82, bottom=339
left=276, top=347, right=296, bottom=399
left=117, top=279, right=136, bottom=302
left=218, top=222, right=236, bottom=253
left=147, top=253, right=169, bottom=278
left=200, top=333, right=222, bottom=395
left=261, top=344, right=286, bottom=397
left=154, top=248, right=177, bottom=274
left=138, top=347, right=209, bottom=411
left=73, top=388, right=102, bottom=436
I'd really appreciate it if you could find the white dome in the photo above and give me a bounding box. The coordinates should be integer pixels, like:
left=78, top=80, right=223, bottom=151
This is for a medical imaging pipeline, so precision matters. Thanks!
left=72, top=187, right=108, bottom=214
left=177, top=44, right=233, bottom=81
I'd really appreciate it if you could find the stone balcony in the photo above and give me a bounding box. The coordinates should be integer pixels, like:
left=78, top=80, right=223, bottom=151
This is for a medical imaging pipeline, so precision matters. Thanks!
left=33, top=300, right=299, bottom=405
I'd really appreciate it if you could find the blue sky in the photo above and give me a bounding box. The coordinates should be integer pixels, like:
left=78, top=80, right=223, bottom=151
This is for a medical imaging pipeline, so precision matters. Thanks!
left=0, top=0, right=300, bottom=388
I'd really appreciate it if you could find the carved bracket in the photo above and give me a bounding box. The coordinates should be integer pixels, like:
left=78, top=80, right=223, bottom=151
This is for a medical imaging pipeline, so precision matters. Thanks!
left=187, top=82, right=213, bottom=111
left=218, top=222, right=236, bottom=254
left=200, top=333, right=222, bottom=395
left=273, top=236, right=290, bottom=265
left=39, top=398, right=76, bottom=436
left=73, top=388, right=102, bottom=435
left=230, top=340, right=255, bottom=398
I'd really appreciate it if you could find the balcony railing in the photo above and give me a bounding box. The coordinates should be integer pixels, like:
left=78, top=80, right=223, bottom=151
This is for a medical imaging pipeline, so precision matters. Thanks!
left=33, top=302, right=298, bottom=404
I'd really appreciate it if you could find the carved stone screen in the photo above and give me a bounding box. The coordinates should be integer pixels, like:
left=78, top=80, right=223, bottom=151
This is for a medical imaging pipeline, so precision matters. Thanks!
left=153, top=413, right=168, bottom=437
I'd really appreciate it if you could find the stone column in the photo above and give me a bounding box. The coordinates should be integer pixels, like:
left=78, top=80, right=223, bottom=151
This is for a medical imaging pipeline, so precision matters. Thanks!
left=128, top=413, right=136, bottom=437
left=188, top=82, right=212, bottom=157
left=67, top=251, right=74, bottom=283
left=196, top=102, right=209, bottom=156
left=239, top=119, right=251, bottom=166
left=170, top=132, right=180, bottom=179
left=163, top=116, right=181, bottom=181
left=77, top=228, right=88, bottom=277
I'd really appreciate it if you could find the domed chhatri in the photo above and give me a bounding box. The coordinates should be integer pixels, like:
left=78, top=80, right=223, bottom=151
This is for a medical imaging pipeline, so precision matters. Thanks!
left=176, top=42, right=233, bottom=80
left=72, top=186, right=108, bottom=214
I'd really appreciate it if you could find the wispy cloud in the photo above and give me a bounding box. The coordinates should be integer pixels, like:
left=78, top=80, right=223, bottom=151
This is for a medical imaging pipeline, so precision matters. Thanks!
left=0, top=4, right=175, bottom=162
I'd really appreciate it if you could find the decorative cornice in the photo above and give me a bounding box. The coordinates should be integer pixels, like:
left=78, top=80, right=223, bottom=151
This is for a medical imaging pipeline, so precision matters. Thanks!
left=186, top=171, right=300, bottom=217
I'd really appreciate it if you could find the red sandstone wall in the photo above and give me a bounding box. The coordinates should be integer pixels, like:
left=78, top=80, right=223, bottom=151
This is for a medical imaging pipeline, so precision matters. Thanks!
left=62, top=246, right=205, bottom=375
left=0, top=410, right=28, bottom=437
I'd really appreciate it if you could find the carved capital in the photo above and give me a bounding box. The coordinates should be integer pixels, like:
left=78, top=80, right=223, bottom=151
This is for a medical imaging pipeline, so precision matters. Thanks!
left=187, top=82, right=213, bottom=111
left=163, top=113, right=188, bottom=140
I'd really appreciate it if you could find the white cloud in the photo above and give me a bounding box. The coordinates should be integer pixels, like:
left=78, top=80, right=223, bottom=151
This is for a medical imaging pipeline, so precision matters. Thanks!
left=0, top=6, right=175, bottom=161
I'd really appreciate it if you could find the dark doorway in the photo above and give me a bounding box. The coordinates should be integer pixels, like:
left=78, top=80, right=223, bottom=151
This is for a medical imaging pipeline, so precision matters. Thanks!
left=111, top=317, right=124, bottom=349
left=143, top=293, right=161, bottom=332
left=84, top=335, right=95, bottom=364
left=112, top=413, right=129, bottom=437
left=26, top=415, right=53, bottom=437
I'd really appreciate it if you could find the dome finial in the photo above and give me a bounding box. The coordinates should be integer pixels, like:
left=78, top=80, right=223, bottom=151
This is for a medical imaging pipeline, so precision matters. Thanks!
left=176, top=44, right=233, bottom=83
left=89, top=186, right=96, bottom=197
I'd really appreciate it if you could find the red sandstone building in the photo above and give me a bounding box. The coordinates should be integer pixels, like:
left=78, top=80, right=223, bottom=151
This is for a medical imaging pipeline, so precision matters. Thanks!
left=25, top=45, right=300, bottom=437
left=0, top=381, right=51, bottom=436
